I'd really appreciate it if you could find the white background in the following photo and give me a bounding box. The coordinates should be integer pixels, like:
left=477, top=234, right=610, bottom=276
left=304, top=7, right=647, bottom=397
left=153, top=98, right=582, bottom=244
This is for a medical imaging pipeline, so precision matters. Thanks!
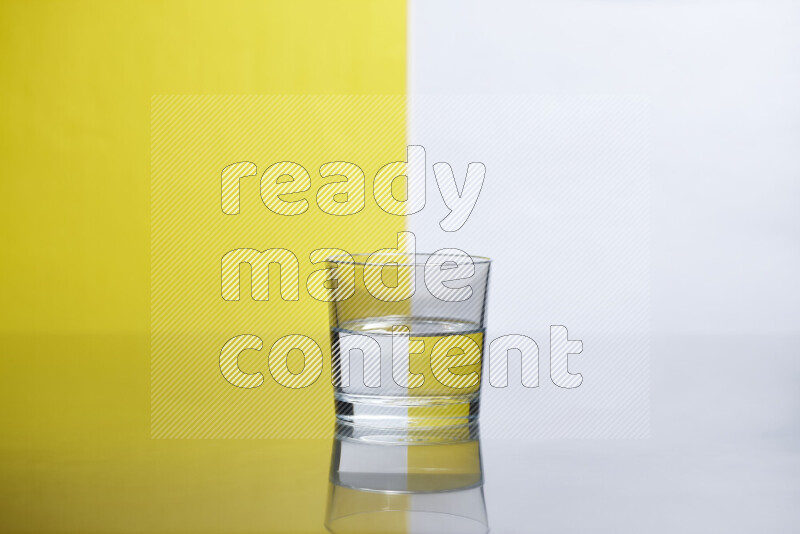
left=410, top=0, right=799, bottom=337
left=409, top=1, right=799, bottom=531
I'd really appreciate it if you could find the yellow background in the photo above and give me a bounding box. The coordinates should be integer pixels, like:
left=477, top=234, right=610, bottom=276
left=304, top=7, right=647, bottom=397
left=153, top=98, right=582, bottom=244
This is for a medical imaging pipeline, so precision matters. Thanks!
left=0, top=0, right=406, bottom=531
left=150, top=94, right=406, bottom=438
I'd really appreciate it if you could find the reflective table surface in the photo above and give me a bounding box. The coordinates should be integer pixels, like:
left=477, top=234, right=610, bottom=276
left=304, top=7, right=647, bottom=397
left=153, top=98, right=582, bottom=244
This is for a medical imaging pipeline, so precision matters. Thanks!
left=0, top=334, right=797, bottom=533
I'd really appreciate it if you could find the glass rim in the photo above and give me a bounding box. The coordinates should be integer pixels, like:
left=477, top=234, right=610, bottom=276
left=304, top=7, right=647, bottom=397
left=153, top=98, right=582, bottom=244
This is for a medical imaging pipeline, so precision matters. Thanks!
left=325, top=252, right=491, bottom=267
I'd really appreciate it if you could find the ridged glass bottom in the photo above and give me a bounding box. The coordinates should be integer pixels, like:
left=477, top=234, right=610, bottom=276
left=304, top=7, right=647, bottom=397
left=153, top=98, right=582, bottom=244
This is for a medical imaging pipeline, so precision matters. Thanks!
left=334, top=393, right=480, bottom=430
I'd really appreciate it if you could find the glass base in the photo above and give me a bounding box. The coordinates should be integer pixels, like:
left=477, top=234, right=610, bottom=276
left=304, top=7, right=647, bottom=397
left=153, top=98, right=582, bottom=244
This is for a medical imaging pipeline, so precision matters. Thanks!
left=334, top=393, right=479, bottom=431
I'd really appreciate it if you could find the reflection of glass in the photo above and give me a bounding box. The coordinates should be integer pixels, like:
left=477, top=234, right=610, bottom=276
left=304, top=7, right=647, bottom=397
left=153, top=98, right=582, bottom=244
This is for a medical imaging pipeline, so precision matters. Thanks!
left=325, top=421, right=488, bottom=534
left=328, top=252, right=491, bottom=429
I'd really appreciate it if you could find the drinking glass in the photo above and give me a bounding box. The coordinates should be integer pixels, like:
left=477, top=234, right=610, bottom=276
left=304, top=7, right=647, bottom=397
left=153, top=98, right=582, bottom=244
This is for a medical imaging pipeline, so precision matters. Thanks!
left=327, top=251, right=491, bottom=429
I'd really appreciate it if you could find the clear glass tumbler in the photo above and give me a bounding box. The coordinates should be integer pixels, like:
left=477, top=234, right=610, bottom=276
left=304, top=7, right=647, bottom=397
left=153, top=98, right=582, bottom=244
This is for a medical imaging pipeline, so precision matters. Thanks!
left=327, top=251, right=491, bottom=429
